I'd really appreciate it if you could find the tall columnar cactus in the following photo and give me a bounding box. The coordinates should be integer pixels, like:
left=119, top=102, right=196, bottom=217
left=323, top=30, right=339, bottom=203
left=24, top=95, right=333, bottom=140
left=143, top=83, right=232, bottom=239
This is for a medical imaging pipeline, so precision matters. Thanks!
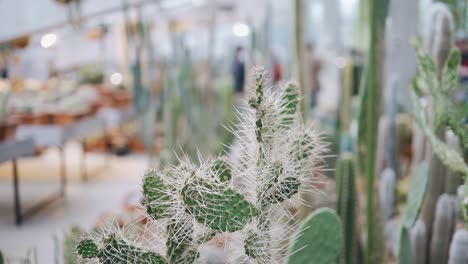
left=448, top=229, right=468, bottom=264
left=430, top=194, right=457, bottom=264
left=379, top=168, right=396, bottom=220
left=420, top=2, right=455, bottom=240
left=410, top=219, right=427, bottom=264
left=336, top=153, right=359, bottom=264
left=76, top=69, right=330, bottom=263
left=411, top=34, right=468, bottom=228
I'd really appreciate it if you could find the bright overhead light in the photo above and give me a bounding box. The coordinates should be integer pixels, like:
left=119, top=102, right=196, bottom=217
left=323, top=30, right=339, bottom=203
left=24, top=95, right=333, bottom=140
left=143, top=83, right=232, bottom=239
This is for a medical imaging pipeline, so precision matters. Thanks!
left=41, top=33, right=57, bottom=48
left=232, top=23, right=250, bottom=37
left=110, top=72, right=123, bottom=85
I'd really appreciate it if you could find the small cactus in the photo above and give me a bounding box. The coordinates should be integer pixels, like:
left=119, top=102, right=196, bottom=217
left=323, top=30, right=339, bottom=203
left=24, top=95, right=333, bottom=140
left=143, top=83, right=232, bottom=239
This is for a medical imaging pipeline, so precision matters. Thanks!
left=430, top=194, right=457, bottom=264
left=76, top=69, right=330, bottom=263
left=448, top=229, right=468, bottom=264
left=287, top=208, right=342, bottom=264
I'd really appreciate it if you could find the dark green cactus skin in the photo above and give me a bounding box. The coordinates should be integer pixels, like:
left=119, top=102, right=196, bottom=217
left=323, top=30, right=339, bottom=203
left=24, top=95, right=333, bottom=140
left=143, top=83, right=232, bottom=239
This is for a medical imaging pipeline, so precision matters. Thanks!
left=142, top=171, right=171, bottom=220
left=181, top=177, right=257, bottom=232
left=430, top=194, right=456, bottom=264
left=336, top=153, right=359, bottom=264
left=166, top=219, right=195, bottom=264
left=76, top=235, right=166, bottom=264
left=76, top=239, right=99, bottom=259
left=259, top=162, right=300, bottom=207
left=211, top=159, right=232, bottom=183
left=290, top=134, right=314, bottom=163
left=287, top=208, right=342, bottom=264
left=280, top=82, right=299, bottom=125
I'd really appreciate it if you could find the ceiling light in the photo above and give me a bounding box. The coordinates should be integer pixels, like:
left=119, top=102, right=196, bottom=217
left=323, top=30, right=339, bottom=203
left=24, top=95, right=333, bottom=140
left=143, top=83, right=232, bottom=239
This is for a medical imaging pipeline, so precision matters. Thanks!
left=232, top=23, right=250, bottom=37
left=110, top=72, right=123, bottom=86
left=41, top=33, right=57, bottom=48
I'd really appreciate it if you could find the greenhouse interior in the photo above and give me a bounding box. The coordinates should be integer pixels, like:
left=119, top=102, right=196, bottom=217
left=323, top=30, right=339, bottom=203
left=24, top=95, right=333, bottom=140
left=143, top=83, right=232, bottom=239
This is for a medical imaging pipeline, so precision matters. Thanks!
left=0, top=0, right=467, bottom=263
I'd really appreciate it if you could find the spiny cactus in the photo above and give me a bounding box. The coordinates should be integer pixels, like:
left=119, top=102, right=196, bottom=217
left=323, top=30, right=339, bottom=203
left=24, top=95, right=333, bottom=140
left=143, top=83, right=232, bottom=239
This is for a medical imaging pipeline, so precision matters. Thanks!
left=76, top=69, right=329, bottom=263
left=448, top=229, right=468, bottom=264
left=286, top=208, right=342, bottom=264
left=411, top=4, right=468, bottom=228
left=379, top=167, right=397, bottom=220
left=430, top=194, right=457, bottom=264
left=410, top=219, right=427, bottom=264
left=336, top=153, right=359, bottom=264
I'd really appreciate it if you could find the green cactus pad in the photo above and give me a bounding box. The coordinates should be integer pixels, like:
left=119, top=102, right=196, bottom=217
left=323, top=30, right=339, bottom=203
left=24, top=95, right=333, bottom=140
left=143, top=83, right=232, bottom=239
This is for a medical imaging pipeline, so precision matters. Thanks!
left=290, top=134, right=314, bottom=162
left=181, top=177, right=257, bottom=232
left=100, top=235, right=166, bottom=264
left=166, top=219, right=195, bottom=264
left=402, top=162, right=429, bottom=228
left=260, top=162, right=300, bottom=206
left=287, top=208, right=342, bottom=264
left=77, top=239, right=100, bottom=258
left=142, top=171, right=172, bottom=220
left=244, top=231, right=260, bottom=259
left=397, top=227, right=412, bottom=264
left=211, top=159, right=232, bottom=183
left=280, top=83, right=299, bottom=125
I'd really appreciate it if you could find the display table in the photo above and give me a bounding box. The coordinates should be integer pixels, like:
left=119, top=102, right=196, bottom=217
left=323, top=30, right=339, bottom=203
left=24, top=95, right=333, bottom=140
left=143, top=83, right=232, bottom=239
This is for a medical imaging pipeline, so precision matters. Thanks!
left=0, top=138, right=62, bottom=225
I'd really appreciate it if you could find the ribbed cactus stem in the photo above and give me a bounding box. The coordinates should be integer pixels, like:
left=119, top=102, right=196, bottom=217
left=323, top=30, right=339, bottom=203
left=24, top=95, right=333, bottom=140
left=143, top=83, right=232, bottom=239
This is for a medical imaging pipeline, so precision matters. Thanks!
left=336, top=153, right=358, bottom=264
left=430, top=194, right=457, bottom=264
left=448, top=229, right=468, bottom=264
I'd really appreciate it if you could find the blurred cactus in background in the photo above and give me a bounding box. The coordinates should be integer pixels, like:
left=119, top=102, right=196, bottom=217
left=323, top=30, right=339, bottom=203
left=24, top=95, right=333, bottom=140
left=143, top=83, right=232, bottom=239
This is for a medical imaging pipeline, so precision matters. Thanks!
left=448, top=229, right=468, bottom=264
left=76, top=69, right=337, bottom=263
left=430, top=194, right=456, bottom=264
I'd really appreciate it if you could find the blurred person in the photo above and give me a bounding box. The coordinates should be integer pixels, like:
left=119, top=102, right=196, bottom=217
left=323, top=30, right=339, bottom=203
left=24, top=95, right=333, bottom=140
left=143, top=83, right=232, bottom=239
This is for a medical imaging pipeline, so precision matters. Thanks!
left=306, top=43, right=322, bottom=109
left=232, top=46, right=245, bottom=94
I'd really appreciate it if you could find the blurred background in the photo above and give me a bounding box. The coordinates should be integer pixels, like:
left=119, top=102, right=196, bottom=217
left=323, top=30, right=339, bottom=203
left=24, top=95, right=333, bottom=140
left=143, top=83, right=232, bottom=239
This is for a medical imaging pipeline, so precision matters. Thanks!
left=0, top=0, right=467, bottom=263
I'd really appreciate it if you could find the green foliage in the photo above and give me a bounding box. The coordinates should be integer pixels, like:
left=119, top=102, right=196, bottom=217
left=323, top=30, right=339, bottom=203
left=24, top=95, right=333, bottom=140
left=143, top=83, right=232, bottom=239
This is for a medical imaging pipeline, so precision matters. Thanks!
left=397, top=162, right=430, bottom=264
left=397, top=227, right=412, bottom=264
left=336, top=153, right=359, bottom=264
left=402, top=162, right=430, bottom=228
left=210, top=158, right=232, bottom=183
left=287, top=208, right=342, bottom=264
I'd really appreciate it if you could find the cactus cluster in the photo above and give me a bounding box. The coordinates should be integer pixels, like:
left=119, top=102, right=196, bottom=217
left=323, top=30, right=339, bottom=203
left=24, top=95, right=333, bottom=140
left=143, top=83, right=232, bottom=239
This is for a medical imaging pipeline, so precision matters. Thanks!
left=76, top=69, right=332, bottom=263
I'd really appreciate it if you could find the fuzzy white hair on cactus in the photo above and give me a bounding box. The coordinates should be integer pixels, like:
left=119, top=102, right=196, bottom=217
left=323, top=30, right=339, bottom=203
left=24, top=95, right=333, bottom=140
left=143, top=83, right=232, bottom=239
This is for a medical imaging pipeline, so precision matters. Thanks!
left=76, top=68, right=329, bottom=264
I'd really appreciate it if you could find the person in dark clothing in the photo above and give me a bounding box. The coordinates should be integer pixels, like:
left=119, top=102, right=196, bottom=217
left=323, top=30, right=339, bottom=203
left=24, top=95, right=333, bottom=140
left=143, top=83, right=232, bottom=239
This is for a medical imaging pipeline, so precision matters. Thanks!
left=232, top=46, right=245, bottom=94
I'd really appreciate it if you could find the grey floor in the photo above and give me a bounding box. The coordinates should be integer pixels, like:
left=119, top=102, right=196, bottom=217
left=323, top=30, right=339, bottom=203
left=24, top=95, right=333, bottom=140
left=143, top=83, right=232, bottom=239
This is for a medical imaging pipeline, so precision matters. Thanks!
left=0, top=142, right=149, bottom=263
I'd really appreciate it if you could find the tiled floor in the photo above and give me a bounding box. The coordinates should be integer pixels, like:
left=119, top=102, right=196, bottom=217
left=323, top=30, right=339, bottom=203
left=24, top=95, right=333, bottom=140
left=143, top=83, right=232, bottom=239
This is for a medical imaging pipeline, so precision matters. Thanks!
left=0, top=142, right=149, bottom=263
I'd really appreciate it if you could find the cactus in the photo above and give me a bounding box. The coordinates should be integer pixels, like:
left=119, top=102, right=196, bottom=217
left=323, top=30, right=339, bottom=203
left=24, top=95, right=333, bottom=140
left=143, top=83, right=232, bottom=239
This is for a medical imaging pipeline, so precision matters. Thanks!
left=286, top=208, right=342, bottom=264
left=430, top=194, right=457, bottom=264
left=397, top=162, right=429, bottom=264
left=445, top=130, right=463, bottom=194
left=76, top=69, right=330, bottom=263
left=379, top=167, right=397, bottom=220
left=411, top=3, right=468, bottom=229
left=448, top=229, right=468, bottom=264
left=410, top=220, right=427, bottom=264
left=336, top=153, right=359, bottom=264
